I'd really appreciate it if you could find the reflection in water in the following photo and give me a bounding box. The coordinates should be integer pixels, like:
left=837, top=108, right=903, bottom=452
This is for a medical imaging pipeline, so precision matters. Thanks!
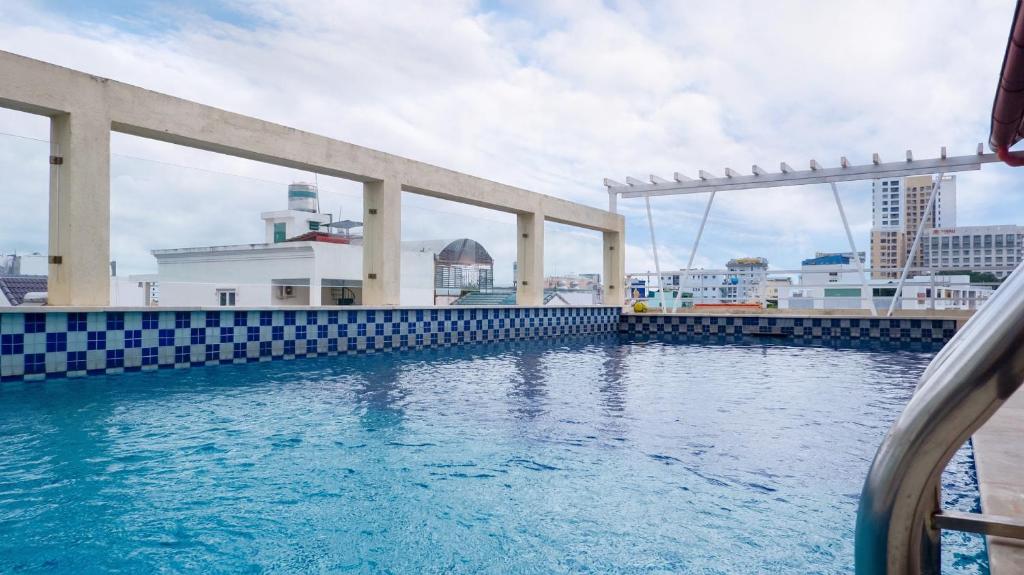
left=597, top=343, right=628, bottom=416
left=508, top=349, right=548, bottom=420
left=353, top=360, right=407, bottom=432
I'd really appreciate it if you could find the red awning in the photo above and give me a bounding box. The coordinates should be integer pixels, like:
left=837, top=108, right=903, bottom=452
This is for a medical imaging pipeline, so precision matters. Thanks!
left=990, top=0, right=1024, bottom=157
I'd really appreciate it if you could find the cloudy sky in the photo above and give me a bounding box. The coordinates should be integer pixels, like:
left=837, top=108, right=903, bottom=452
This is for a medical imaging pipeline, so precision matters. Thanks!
left=0, top=0, right=1021, bottom=284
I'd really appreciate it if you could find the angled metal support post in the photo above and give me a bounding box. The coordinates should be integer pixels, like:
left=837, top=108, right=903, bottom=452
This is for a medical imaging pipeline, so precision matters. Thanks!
left=887, top=173, right=944, bottom=317
left=644, top=196, right=667, bottom=310
left=830, top=182, right=877, bottom=316
left=671, top=191, right=716, bottom=312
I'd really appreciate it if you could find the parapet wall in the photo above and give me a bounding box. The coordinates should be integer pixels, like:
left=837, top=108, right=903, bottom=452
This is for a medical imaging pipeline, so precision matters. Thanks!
left=619, top=313, right=959, bottom=345
left=0, top=308, right=966, bottom=383
left=0, top=307, right=620, bottom=382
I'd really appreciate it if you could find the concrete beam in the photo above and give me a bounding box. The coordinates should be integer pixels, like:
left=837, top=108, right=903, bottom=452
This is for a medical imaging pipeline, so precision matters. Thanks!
left=362, top=180, right=402, bottom=306
left=0, top=51, right=622, bottom=232
left=516, top=212, right=544, bottom=306
left=603, top=230, right=625, bottom=307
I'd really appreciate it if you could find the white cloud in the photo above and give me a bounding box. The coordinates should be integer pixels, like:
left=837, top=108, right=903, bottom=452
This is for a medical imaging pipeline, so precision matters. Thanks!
left=0, top=0, right=1021, bottom=284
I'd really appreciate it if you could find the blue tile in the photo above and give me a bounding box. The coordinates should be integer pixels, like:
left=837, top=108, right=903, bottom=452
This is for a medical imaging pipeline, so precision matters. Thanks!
left=175, top=311, right=191, bottom=329
left=46, top=332, right=67, bottom=353
left=174, top=345, right=190, bottom=363
left=106, top=312, right=124, bottom=331
left=2, top=333, right=24, bottom=355
left=67, top=350, right=86, bottom=371
left=87, top=331, right=106, bottom=351
left=247, top=326, right=260, bottom=342
left=24, top=313, right=45, bottom=334
left=106, top=349, right=124, bottom=368
left=142, top=347, right=158, bottom=366
left=220, top=327, right=234, bottom=343
left=67, top=312, right=87, bottom=332
left=158, top=329, right=175, bottom=346
left=24, top=353, right=45, bottom=374
left=260, top=311, right=273, bottom=326
left=272, top=326, right=284, bottom=341
left=124, top=330, right=142, bottom=349
left=284, top=311, right=296, bottom=326
left=142, top=312, right=159, bottom=330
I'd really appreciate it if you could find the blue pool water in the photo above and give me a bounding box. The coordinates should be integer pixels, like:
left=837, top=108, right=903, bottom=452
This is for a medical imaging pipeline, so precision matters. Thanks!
left=0, top=334, right=986, bottom=574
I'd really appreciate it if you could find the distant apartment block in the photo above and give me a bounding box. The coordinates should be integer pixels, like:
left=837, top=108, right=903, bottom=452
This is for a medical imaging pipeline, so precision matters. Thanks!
left=924, top=225, right=1024, bottom=279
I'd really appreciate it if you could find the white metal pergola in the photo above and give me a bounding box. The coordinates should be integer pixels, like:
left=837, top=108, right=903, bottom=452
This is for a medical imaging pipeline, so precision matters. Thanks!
left=606, top=145, right=1001, bottom=317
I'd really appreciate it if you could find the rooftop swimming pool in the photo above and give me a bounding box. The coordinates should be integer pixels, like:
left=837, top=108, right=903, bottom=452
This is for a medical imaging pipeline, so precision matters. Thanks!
left=0, top=334, right=986, bottom=573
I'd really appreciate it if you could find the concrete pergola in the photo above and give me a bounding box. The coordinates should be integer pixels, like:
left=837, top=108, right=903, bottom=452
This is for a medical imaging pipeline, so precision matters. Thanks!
left=0, top=51, right=624, bottom=307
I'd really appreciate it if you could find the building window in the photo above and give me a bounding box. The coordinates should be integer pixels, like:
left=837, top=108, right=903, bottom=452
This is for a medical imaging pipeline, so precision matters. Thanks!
left=217, top=289, right=237, bottom=307
left=273, top=222, right=286, bottom=243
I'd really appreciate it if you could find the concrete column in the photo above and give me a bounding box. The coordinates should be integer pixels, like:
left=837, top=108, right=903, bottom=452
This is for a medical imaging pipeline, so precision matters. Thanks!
left=362, top=179, right=401, bottom=306
left=48, top=111, right=111, bottom=306
left=603, top=230, right=625, bottom=307
left=516, top=211, right=544, bottom=306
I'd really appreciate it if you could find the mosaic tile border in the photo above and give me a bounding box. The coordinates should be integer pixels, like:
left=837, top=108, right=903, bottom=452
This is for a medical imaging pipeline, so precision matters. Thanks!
left=620, top=314, right=958, bottom=344
left=0, top=307, right=620, bottom=382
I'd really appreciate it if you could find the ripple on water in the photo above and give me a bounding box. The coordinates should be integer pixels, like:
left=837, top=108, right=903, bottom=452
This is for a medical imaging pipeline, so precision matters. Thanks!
left=0, top=335, right=986, bottom=574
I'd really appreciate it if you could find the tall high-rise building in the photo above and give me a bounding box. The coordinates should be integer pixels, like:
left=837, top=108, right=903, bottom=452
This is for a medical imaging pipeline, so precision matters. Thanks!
left=869, top=174, right=956, bottom=278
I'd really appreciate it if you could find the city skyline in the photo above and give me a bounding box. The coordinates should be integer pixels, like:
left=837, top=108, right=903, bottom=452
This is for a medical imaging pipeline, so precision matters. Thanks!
left=1, top=1, right=1023, bottom=283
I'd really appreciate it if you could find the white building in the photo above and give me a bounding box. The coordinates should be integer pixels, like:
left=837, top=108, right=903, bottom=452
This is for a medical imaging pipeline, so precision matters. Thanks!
left=0, top=253, right=47, bottom=276
left=779, top=253, right=991, bottom=311
left=656, top=257, right=769, bottom=307
left=152, top=183, right=498, bottom=307
left=924, top=225, right=1024, bottom=279
left=153, top=240, right=435, bottom=307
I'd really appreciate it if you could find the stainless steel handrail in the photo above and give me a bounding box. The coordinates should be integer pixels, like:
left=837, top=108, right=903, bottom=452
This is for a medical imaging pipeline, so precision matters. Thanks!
left=855, top=261, right=1024, bottom=574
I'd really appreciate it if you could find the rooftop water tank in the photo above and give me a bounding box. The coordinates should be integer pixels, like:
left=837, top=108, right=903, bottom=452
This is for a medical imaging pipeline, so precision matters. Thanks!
left=288, top=182, right=318, bottom=213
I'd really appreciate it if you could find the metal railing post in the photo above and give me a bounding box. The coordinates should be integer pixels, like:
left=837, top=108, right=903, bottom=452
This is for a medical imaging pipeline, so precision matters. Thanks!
left=856, top=260, right=1024, bottom=574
